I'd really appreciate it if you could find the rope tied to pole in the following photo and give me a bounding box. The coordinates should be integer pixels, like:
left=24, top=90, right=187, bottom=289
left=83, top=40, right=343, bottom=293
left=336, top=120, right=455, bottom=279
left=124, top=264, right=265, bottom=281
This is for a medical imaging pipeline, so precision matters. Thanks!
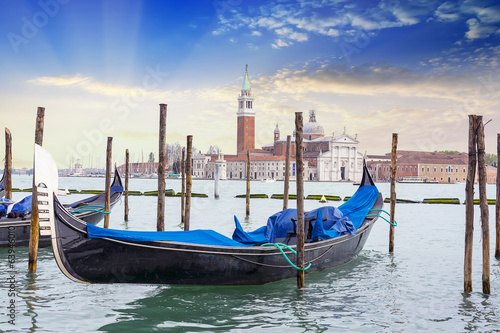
left=260, top=242, right=312, bottom=271
left=367, top=208, right=398, bottom=226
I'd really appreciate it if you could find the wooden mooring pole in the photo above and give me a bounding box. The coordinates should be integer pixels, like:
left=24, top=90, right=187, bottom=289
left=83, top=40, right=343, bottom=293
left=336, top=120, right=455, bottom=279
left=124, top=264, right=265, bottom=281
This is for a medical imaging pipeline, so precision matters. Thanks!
left=496, top=133, right=500, bottom=259
left=464, top=115, right=477, bottom=293
left=103, top=137, right=112, bottom=229
left=476, top=116, right=490, bottom=294
left=28, top=107, right=45, bottom=273
left=124, top=149, right=129, bottom=221
left=295, top=112, right=305, bottom=288
left=157, top=104, right=167, bottom=231
left=246, top=150, right=250, bottom=216
left=389, top=133, right=398, bottom=253
left=181, top=148, right=186, bottom=223
left=4, top=128, right=12, bottom=200
left=283, top=135, right=291, bottom=211
left=184, top=135, right=193, bottom=231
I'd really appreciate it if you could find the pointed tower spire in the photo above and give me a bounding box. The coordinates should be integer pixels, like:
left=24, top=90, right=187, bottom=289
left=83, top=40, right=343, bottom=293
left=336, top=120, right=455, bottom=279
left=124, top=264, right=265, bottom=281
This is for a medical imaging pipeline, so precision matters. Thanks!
left=242, top=64, right=251, bottom=93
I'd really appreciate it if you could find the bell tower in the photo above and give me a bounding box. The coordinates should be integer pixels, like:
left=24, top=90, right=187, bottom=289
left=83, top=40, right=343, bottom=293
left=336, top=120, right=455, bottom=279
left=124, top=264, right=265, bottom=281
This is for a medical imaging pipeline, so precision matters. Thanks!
left=237, top=65, right=255, bottom=153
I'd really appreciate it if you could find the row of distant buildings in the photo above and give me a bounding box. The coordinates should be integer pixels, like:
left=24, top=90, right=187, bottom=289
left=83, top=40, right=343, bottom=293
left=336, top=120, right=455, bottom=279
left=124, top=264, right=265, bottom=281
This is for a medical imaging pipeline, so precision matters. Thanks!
left=114, top=66, right=497, bottom=184
left=367, top=151, right=497, bottom=184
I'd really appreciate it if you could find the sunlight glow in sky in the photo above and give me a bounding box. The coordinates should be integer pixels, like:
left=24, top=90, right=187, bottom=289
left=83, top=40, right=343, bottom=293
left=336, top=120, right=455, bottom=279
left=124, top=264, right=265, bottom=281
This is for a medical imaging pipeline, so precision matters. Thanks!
left=1, top=0, right=499, bottom=168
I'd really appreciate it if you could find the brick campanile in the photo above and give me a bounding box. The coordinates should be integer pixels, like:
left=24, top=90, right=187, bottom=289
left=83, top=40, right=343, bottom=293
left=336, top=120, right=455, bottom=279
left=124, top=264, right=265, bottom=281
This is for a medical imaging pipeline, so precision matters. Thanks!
left=237, top=65, right=255, bottom=153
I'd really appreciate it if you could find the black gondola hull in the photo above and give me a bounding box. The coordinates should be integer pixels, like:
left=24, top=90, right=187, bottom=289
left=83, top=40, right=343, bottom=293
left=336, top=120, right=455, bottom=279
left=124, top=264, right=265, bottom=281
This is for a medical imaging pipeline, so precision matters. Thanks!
left=52, top=192, right=382, bottom=285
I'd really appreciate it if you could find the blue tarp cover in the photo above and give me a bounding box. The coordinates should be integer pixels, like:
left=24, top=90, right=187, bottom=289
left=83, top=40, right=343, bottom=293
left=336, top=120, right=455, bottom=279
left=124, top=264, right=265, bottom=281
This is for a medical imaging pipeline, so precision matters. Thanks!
left=87, top=223, right=253, bottom=247
left=0, top=195, right=32, bottom=215
left=86, top=185, right=379, bottom=247
left=233, top=185, right=379, bottom=244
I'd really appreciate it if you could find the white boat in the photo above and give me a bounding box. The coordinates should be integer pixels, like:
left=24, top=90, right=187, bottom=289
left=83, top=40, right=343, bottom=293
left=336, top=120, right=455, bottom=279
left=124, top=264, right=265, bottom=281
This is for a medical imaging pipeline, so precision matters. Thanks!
left=398, top=177, right=438, bottom=184
left=260, top=178, right=275, bottom=183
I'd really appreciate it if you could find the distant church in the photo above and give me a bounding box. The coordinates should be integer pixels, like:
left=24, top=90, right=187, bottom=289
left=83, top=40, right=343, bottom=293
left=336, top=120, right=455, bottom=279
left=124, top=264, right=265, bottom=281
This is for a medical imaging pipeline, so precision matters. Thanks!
left=192, top=66, right=364, bottom=181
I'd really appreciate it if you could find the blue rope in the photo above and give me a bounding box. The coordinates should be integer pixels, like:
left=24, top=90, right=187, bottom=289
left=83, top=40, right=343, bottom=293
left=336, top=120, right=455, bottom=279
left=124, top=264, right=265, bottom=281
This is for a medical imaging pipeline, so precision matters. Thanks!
left=261, top=243, right=312, bottom=271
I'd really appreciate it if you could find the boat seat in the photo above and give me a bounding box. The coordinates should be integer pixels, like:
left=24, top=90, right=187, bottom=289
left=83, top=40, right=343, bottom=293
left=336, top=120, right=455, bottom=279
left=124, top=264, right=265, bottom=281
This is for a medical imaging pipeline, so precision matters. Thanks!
left=275, top=215, right=326, bottom=245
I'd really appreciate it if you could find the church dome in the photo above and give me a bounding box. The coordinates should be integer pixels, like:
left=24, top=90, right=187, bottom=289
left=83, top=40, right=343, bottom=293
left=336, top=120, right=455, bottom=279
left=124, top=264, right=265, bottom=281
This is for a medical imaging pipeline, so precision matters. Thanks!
left=303, top=110, right=324, bottom=136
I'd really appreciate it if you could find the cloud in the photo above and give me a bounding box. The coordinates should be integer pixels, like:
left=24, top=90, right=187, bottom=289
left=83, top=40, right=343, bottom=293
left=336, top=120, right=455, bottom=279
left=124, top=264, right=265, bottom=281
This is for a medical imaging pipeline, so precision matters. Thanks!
left=213, top=0, right=500, bottom=47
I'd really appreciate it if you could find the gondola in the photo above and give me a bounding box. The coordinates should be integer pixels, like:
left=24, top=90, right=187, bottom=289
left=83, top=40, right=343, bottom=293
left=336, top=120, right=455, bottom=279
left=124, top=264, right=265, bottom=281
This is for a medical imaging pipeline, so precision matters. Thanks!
left=37, top=144, right=383, bottom=285
left=0, top=164, right=123, bottom=248
left=0, top=171, right=5, bottom=198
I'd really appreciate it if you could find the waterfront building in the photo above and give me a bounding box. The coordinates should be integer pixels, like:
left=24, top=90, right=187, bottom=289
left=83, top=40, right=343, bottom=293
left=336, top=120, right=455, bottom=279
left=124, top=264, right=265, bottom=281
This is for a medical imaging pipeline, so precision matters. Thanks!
left=366, top=151, right=497, bottom=184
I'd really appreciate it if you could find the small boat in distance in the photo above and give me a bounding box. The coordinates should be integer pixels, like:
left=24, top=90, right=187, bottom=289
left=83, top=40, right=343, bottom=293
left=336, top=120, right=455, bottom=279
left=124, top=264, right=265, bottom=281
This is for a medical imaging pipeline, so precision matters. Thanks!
left=260, top=178, right=275, bottom=183
left=35, top=144, right=383, bottom=285
left=398, top=176, right=438, bottom=184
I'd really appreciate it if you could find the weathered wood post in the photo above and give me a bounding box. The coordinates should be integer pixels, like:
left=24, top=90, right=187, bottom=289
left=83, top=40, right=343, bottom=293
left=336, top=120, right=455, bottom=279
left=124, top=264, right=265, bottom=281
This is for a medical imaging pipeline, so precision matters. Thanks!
left=28, top=107, right=45, bottom=273
left=246, top=150, right=250, bottom=216
left=476, top=116, right=490, bottom=294
left=389, top=133, right=398, bottom=253
left=4, top=128, right=12, bottom=200
left=283, top=135, right=291, bottom=211
left=103, top=137, right=112, bottom=229
left=295, top=112, right=305, bottom=288
left=181, top=148, right=186, bottom=223
left=464, top=115, right=477, bottom=292
left=124, top=149, right=129, bottom=221
left=214, top=164, right=220, bottom=199
left=157, top=104, right=167, bottom=231
left=496, top=133, right=500, bottom=259
left=184, top=135, right=193, bottom=231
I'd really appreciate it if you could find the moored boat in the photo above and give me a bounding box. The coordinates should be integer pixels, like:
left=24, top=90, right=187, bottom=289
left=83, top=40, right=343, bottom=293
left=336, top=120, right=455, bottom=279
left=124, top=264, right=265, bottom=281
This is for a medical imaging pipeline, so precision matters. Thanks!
left=36, top=144, right=383, bottom=285
left=0, top=166, right=123, bottom=248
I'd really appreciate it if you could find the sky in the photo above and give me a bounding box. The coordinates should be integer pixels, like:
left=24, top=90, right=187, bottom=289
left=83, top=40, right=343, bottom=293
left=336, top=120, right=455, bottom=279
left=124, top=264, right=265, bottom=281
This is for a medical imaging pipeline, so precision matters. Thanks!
left=0, top=0, right=499, bottom=169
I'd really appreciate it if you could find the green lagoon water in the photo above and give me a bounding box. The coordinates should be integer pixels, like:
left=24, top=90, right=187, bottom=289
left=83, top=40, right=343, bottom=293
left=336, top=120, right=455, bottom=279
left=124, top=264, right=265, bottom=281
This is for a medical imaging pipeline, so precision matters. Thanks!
left=1, top=175, right=499, bottom=332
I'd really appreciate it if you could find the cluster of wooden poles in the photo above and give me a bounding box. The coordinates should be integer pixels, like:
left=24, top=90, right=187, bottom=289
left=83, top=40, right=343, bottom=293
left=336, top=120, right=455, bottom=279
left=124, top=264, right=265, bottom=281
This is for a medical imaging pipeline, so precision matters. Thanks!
left=464, top=115, right=500, bottom=295
left=6, top=106, right=499, bottom=291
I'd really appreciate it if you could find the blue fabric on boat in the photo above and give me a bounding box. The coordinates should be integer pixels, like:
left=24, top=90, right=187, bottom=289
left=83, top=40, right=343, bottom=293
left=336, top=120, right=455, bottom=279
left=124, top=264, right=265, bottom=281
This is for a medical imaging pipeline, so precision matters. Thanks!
left=87, top=223, right=252, bottom=247
left=233, top=185, right=380, bottom=245
left=0, top=196, right=32, bottom=215
left=0, top=199, right=13, bottom=214
left=338, top=185, right=379, bottom=229
left=309, top=206, right=355, bottom=241
left=110, top=185, right=124, bottom=192
left=265, top=208, right=298, bottom=243
left=9, top=195, right=32, bottom=215
left=232, top=215, right=267, bottom=244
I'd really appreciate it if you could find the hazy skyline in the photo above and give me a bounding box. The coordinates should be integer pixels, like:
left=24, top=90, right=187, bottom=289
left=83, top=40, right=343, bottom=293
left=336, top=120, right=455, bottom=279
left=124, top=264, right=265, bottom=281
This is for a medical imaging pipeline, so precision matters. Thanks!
left=1, top=0, right=499, bottom=169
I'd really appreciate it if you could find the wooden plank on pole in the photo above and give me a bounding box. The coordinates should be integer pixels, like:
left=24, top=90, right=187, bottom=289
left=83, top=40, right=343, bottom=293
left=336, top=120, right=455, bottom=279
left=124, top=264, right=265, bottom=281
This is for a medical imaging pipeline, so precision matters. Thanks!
left=181, top=148, right=186, bottom=223
left=29, top=106, right=45, bottom=273
left=389, top=133, right=398, bottom=253
left=246, top=150, right=250, bottom=216
left=157, top=104, right=167, bottom=231
left=124, top=149, right=129, bottom=221
left=464, top=115, right=477, bottom=293
left=496, top=133, right=500, bottom=259
left=476, top=116, right=490, bottom=294
left=103, top=137, right=112, bottom=229
left=185, top=135, right=193, bottom=231
left=283, top=135, right=291, bottom=211
left=4, top=128, right=12, bottom=200
left=295, top=112, right=305, bottom=288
